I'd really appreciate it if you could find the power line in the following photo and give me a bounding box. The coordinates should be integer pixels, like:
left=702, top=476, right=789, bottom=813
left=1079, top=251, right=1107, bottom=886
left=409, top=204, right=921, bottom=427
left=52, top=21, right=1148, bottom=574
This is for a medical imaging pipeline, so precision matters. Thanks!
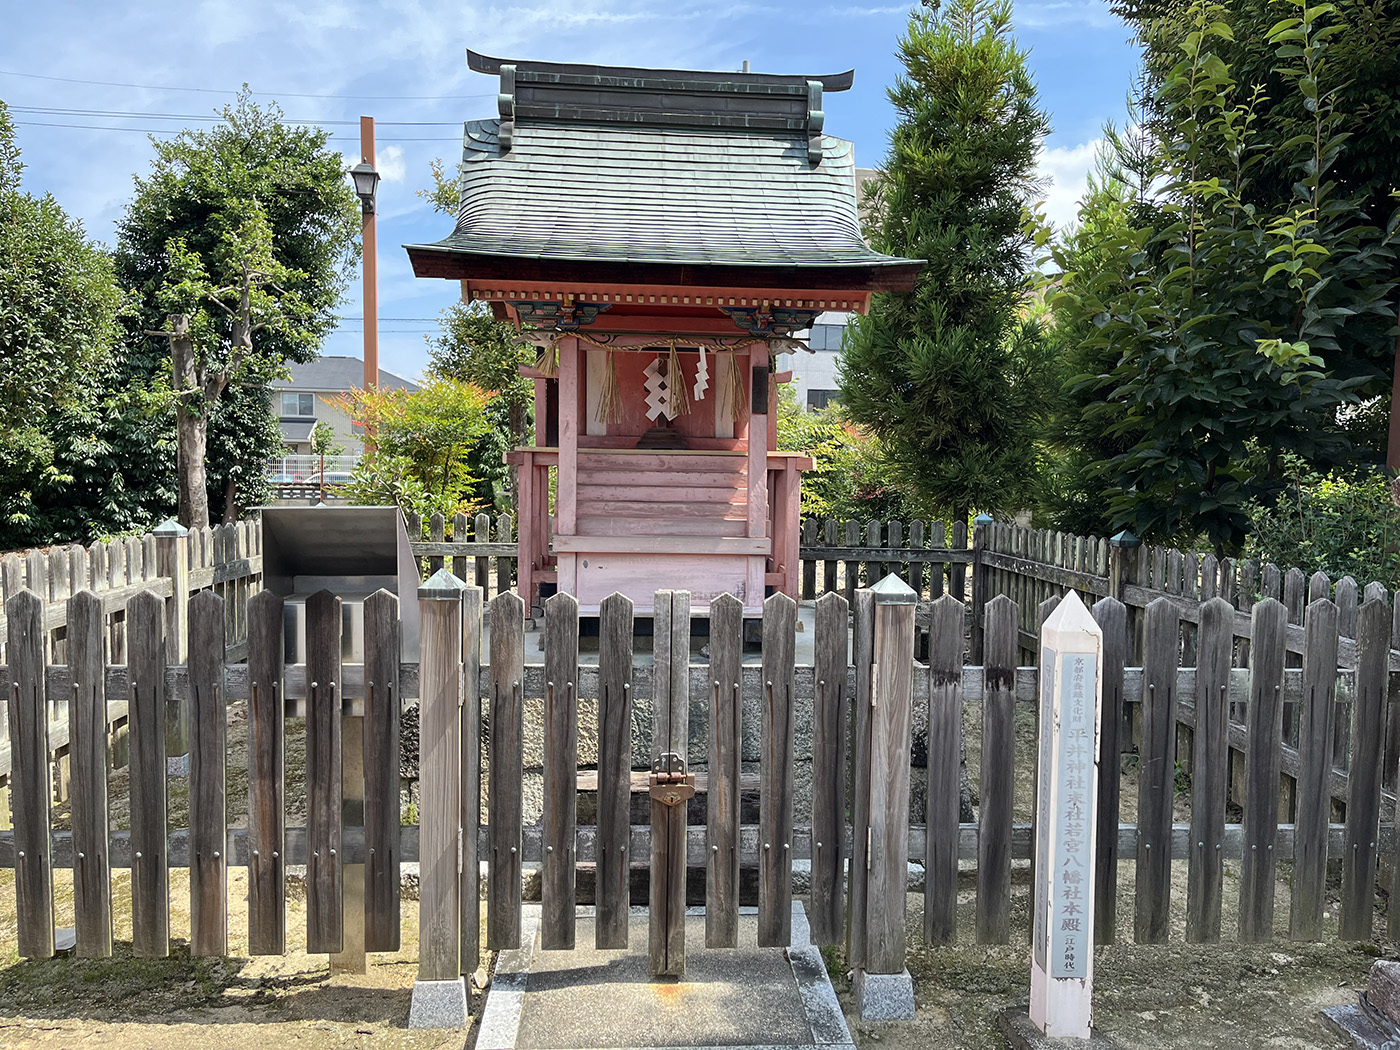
left=10, top=105, right=461, bottom=126
left=0, top=67, right=494, bottom=101
left=11, top=120, right=459, bottom=142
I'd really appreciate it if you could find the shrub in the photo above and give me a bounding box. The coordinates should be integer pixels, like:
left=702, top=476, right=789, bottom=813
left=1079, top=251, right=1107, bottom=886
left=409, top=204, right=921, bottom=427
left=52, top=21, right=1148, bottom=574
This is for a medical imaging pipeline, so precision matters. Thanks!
left=1244, top=462, right=1400, bottom=589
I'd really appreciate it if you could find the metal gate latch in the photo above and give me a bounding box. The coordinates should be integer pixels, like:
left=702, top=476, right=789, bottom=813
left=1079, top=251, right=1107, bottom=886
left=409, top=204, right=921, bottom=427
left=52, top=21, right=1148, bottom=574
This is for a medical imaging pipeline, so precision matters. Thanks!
left=648, top=752, right=695, bottom=807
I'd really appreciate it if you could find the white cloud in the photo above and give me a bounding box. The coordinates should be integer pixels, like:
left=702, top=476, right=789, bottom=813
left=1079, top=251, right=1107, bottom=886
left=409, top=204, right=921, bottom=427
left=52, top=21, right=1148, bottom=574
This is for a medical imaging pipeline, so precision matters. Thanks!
left=1036, top=137, right=1102, bottom=232
left=1015, top=0, right=1119, bottom=30
left=378, top=144, right=406, bottom=183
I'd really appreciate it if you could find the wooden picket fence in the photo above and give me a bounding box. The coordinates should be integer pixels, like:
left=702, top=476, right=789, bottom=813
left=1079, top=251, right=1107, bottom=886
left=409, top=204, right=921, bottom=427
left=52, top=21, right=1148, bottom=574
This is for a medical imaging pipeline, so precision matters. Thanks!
left=405, top=510, right=516, bottom=600
left=0, top=520, right=262, bottom=798
left=2, top=574, right=1396, bottom=971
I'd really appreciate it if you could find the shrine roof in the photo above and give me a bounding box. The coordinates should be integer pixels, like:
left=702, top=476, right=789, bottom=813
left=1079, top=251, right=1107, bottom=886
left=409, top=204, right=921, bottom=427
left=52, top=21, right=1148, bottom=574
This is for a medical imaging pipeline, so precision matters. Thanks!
left=406, top=119, right=920, bottom=282
left=404, top=53, right=920, bottom=290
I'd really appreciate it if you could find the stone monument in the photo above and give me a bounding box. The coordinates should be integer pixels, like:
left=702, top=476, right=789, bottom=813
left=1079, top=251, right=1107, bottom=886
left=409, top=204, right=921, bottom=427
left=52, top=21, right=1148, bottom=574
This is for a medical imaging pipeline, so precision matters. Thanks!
left=1001, top=589, right=1117, bottom=1048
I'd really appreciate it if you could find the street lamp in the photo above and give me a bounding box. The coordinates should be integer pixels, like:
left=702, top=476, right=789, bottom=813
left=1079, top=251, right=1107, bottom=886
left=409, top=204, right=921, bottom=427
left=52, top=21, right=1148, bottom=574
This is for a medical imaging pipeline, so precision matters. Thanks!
left=350, top=160, right=380, bottom=214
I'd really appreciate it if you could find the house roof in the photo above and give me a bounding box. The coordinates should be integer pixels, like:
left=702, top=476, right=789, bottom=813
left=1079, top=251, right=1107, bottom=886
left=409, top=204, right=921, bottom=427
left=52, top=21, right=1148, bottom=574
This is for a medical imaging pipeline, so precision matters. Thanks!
left=271, top=356, right=419, bottom=393
left=404, top=54, right=920, bottom=289
left=279, top=420, right=316, bottom=444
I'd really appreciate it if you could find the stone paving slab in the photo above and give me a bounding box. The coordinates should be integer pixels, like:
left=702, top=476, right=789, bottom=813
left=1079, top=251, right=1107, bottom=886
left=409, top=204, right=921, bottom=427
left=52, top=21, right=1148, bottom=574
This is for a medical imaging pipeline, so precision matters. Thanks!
left=479, top=905, right=853, bottom=1050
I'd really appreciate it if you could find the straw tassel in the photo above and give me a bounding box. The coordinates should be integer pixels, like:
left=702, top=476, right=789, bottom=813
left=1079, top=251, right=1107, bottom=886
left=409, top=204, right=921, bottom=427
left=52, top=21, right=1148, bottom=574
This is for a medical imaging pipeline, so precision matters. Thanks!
left=666, top=342, right=691, bottom=418
left=534, top=338, right=560, bottom=377
left=727, top=350, right=747, bottom=423
left=598, top=348, right=624, bottom=424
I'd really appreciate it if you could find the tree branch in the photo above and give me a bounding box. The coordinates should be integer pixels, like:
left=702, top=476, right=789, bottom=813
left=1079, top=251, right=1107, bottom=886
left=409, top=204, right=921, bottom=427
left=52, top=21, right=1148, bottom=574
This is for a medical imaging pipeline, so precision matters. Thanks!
left=203, top=291, right=238, bottom=317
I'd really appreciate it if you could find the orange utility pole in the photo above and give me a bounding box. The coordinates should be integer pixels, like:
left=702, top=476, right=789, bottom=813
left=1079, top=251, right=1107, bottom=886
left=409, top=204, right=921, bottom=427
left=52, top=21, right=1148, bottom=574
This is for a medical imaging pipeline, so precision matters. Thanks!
left=361, top=115, right=379, bottom=393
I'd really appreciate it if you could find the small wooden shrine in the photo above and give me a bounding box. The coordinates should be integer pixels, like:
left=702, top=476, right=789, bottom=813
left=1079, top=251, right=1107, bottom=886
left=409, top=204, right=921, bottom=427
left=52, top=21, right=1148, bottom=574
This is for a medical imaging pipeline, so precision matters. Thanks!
left=407, top=51, right=921, bottom=615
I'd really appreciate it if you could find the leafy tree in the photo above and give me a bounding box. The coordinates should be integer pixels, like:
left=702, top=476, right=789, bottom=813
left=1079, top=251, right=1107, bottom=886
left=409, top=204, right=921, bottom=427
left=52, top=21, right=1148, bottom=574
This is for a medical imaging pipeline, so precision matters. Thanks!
left=0, top=101, right=124, bottom=548
left=332, top=378, right=493, bottom=519
left=1035, top=121, right=1160, bottom=535
left=1047, top=0, right=1397, bottom=550
left=311, top=421, right=344, bottom=456
left=115, top=92, right=360, bottom=527
left=145, top=206, right=318, bottom=528
left=839, top=0, right=1055, bottom=522
left=775, top=387, right=918, bottom=520
left=1115, top=0, right=1400, bottom=244
left=419, top=157, right=460, bottom=215
left=429, top=299, right=534, bottom=454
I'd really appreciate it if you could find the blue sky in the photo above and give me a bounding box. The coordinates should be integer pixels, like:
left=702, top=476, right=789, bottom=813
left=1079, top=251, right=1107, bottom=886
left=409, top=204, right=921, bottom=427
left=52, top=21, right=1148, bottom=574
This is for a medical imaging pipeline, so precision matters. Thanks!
left=2, top=0, right=1140, bottom=383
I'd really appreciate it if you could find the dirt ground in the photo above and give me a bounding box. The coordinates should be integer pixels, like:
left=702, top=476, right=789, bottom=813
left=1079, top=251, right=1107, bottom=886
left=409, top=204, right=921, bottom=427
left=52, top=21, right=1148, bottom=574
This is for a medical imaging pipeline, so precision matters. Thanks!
left=822, top=873, right=1383, bottom=1050
left=0, top=856, right=1381, bottom=1050
left=0, top=863, right=489, bottom=1050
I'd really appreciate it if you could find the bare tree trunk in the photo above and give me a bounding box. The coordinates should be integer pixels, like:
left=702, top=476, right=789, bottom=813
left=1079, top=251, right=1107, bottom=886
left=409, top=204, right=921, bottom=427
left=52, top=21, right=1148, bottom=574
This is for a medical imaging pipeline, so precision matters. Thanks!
left=222, top=476, right=239, bottom=524
left=508, top=400, right=527, bottom=512
left=169, top=315, right=211, bottom=530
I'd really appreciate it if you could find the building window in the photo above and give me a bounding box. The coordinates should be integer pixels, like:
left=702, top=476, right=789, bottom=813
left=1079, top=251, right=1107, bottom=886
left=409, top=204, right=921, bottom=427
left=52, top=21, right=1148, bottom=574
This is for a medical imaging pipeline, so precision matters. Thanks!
left=281, top=392, right=314, bottom=417
left=807, top=389, right=839, bottom=411
left=809, top=324, right=845, bottom=352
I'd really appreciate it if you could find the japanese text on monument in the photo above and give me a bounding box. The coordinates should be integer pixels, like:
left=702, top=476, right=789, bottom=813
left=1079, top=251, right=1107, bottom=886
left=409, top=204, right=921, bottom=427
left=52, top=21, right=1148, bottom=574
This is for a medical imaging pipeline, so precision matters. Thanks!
left=1050, top=653, right=1095, bottom=979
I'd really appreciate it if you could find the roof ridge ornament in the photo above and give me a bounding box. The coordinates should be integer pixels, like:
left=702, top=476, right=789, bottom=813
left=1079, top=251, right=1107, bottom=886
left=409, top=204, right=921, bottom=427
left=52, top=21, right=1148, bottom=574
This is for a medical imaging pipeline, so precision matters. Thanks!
left=807, top=81, right=824, bottom=166
left=498, top=63, right=516, bottom=153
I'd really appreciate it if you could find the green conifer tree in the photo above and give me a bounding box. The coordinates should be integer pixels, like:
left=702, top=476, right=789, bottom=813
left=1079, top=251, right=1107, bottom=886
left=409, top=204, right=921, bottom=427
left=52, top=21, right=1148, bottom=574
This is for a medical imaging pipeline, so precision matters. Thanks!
left=840, top=0, right=1053, bottom=522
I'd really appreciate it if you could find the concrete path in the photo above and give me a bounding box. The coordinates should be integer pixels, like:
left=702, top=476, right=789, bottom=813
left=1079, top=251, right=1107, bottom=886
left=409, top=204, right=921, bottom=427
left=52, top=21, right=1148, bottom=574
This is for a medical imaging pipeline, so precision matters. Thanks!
left=478, top=904, right=854, bottom=1050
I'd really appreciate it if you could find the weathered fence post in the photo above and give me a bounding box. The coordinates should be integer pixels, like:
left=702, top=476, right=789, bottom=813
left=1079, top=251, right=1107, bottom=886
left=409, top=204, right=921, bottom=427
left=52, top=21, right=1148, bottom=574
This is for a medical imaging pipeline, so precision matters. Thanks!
left=7, top=589, right=54, bottom=959
left=810, top=590, right=850, bottom=947
left=188, top=590, right=228, bottom=957
left=1340, top=597, right=1389, bottom=941
left=1025, top=590, right=1103, bottom=1040
left=1091, top=596, right=1126, bottom=945
left=153, top=518, right=190, bottom=660
left=365, top=590, right=402, bottom=956
left=247, top=590, right=286, bottom=955
left=305, top=590, right=343, bottom=956
left=707, top=594, right=744, bottom=948
left=970, top=514, right=993, bottom=661
left=1135, top=598, right=1180, bottom=943
left=458, top=585, right=482, bottom=972
left=851, top=574, right=917, bottom=1020
left=153, top=518, right=190, bottom=769
left=487, top=589, right=526, bottom=951
left=979, top=595, right=1019, bottom=944
left=68, top=589, right=111, bottom=957
left=129, top=590, right=170, bottom=958
left=410, top=569, right=469, bottom=1028
left=1187, top=596, right=1233, bottom=944
left=1107, top=529, right=1141, bottom=664
left=925, top=594, right=965, bottom=946
left=597, top=591, right=635, bottom=950
left=759, top=590, right=797, bottom=950
left=541, top=591, right=580, bottom=951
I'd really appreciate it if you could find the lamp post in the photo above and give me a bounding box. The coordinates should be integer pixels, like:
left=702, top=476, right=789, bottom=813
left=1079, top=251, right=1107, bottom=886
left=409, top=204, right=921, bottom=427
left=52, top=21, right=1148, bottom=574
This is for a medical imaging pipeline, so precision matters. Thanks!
left=350, top=117, right=381, bottom=399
